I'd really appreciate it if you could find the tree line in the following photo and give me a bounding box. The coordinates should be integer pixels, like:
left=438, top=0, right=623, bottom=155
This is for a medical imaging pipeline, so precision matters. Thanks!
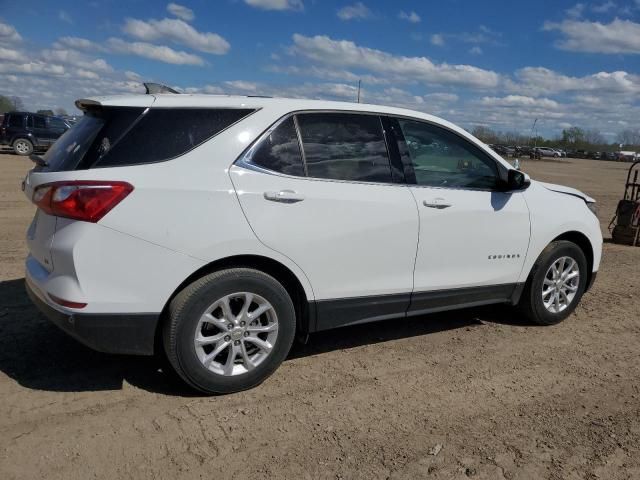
left=0, top=95, right=67, bottom=116
left=471, top=125, right=640, bottom=152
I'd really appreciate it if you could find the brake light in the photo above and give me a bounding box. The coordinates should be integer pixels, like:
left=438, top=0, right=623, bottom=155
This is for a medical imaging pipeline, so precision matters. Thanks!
left=32, top=181, right=133, bottom=223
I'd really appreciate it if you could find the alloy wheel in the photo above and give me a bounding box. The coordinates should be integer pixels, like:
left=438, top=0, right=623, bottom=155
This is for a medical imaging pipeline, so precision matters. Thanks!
left=193, top=292, right=279, bottom=376
left=541, top=256, right=580, bottom=314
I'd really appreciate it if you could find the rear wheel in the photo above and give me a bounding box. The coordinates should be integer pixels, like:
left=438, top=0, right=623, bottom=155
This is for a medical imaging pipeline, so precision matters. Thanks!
left=519, top=241, right=588, bottom=325
left=163, top=268, right=296, bottom=394
left=13, top=138, right=33, bottom=156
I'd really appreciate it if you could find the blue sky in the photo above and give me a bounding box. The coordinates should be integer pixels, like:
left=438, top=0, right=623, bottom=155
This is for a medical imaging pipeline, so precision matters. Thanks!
left=1, top=0, right=640, bottom=138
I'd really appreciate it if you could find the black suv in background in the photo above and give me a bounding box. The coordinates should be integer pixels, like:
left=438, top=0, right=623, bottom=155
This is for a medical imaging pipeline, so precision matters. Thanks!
left=0, top=112, right=70, bottom=156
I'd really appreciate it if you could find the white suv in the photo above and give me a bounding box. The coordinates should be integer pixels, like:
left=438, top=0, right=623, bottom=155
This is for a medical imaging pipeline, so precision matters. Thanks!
left=23, top=93, right=602, bottom=394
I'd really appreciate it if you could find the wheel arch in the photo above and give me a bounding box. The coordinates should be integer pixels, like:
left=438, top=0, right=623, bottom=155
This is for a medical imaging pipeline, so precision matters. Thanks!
left=156, top=254, right=314, bottom=353
left=551, top=230, right=594, bottom=289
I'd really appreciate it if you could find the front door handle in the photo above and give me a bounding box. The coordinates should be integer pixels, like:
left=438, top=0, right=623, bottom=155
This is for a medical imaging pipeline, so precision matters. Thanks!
left=423, top=199, right=452, bottom=209
left=264, top=190, right=305, bottom=204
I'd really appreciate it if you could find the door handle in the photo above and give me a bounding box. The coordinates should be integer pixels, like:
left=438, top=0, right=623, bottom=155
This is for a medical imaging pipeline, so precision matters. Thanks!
left=264, top=190, right=305, bottom=204
left=423, top=199, right=452, bottom=209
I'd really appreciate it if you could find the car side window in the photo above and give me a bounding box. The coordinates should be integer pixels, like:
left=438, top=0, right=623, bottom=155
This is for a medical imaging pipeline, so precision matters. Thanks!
left=48, top=117, right=67, bottom=129
left=247, top=116, right=305, bottom=176
left=395, top=118, right=500, bottom=190
left=296, top=112, right=392, bottom=183
left=32, top=116, right=47, bottom=129
left=7, top=115, right=23, bottom=128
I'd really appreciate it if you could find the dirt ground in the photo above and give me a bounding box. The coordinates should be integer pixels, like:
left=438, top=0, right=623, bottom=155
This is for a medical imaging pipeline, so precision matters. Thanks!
left=0, top=151, right=638, bottom=480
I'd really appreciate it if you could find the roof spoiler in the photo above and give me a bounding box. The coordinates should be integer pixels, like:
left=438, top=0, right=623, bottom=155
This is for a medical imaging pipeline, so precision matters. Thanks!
left=143, top=82, right=181, bottom=94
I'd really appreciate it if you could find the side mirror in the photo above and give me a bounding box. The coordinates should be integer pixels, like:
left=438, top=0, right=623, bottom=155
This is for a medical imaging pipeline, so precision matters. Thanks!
left=507, top=169, right=530, bottom=190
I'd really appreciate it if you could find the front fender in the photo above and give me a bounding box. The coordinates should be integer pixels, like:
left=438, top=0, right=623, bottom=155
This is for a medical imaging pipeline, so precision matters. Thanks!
left=520, top=181, right=602, bottom=283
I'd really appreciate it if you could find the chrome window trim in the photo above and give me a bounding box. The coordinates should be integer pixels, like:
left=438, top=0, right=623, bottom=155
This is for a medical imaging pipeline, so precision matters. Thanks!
left=235, top=108, right=508, bottom=192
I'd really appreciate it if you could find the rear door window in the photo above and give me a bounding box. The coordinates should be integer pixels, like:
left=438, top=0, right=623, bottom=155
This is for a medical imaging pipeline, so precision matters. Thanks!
left=296, top=113, right=392, bottom=183
left=246, top=117, right=305, bottom=176
left=31, top=116, right=47, bottom=129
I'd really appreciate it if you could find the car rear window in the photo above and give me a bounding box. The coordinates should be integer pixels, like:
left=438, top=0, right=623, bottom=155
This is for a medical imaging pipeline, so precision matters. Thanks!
left=7, top=114, right=23, bottom=128
left=41, top=107, right=255, bottom=171
left=95, top=108, right=254, bottom=168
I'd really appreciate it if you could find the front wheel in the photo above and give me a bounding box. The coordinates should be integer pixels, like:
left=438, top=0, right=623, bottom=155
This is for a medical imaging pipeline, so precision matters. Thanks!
left=163, top=268, right=296, bottom=394
left=13, top=138, right=33, bottom=156
left=518, top=241, right=588, bottom=325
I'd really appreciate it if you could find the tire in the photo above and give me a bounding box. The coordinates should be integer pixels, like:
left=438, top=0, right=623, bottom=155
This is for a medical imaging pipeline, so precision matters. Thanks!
left=163, top=268, right=296, bottom=394
left=518, top=241, right=588, bottom=325
left=13, top=138, right=33, bottom=156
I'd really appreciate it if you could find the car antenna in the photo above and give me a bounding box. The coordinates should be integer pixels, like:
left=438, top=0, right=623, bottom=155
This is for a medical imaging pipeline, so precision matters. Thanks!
left=143, top=82, right=181, bottom=94
left=357, top=80, right=361, bottom=103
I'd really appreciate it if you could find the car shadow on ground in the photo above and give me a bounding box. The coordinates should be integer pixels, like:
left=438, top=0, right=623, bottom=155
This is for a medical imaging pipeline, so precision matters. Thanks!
left=0, top=278, right=536, bottom=396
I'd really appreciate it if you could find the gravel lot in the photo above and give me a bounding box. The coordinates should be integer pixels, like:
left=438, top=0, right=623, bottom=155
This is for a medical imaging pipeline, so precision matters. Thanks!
left=0, top=152, right=639, bottom=479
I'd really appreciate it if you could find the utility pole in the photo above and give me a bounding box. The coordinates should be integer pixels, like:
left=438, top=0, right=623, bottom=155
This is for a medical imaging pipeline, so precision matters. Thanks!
left=530, top=118, right=538, bottom=148
left=357, top=80, right=361, bottom=103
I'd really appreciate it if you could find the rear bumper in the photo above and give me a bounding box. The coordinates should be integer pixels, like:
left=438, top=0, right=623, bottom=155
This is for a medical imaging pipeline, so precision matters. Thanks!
left=26, top=278, right=159, bottom=355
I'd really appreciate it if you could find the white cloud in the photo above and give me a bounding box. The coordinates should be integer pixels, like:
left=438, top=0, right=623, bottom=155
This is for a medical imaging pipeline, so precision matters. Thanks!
left=124, top=70, right=141, bottom=80
left=470, top=46, right=483, bottom=55
left=58, top=10, right=73, bottom=24
left=122, top=17, right=230, bottom=54
left=42, top=49, right=113, bottom=72
left=166, top=3, right=195, bottom=22
left=0, top=61, right=66, bottom=76
left=592, top=1, right=616, bottom=13
left=0, top=21, right=22, bottom=44
left=398, top=11, right=421, bottom=23
left=107, top=38, right=205, bottom=65
left=430, top=27, right=502, bottom=47
left=566, top=3, right=585, bottom=18
left=244, top=0, right=303, bottom=11
left=337, top=2, right=372, bottom=21
left=290, top=34, right=501, bottom=88
left=0, top=46, right=21, bottom=62
left=76, top=69, right=100, bottom=80
left=54, top=36, right=107, bottom=52
left=479, top=95, right=560, bottom=109
left=508, top=66, right=640, bottom=96
left=430, top=34, right=445, bottom=46
left=544, top=18, right=640, bottom=54
left=224, top=80, right=259, bottom=92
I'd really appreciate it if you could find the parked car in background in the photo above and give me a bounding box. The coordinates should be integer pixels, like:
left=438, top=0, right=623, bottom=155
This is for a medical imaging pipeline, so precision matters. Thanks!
left=604, top=152, right=617, bottom=161
left=488, top=144, right=515, bottom=157
left=531, top=147, right=561, bottom=158
left=0, top=112, right=70, bottom=155
left=588, top=151, right=602, bottom=160
left=555, top=149, right=567, bottom=158
left=23, top=93, right=602, bottom=394
left=617, top=151, right=637, bottom=162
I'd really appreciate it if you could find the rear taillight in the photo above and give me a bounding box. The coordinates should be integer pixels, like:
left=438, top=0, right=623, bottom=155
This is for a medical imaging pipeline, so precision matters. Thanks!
left=32, top=181, right=133, bottom=223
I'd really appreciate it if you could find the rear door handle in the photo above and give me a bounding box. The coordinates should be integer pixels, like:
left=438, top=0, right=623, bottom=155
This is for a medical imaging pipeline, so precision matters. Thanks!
left=423, top=199, right=452, bottom=209
left=264, top=190, right=305, bottom=204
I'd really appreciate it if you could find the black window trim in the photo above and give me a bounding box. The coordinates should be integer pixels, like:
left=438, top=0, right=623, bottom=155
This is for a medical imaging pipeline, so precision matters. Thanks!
left=88, top=106, right=260, bottom=170
left=384, top=114, right=509, bottom=192
left=236, top=109, right=404, bottom=187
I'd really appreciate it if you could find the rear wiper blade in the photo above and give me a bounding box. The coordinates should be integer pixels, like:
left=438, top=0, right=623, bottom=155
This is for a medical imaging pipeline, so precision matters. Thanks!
left=29, top=154, right=48, bottom=167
